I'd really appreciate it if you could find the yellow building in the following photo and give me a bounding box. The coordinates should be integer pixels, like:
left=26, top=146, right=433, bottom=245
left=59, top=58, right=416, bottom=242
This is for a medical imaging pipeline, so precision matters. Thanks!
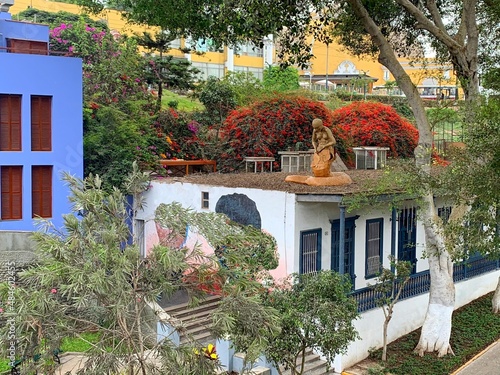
left=302, top=37, right=460, bottom=99
left=10, top=0, right=272, bottom=80
left=11, top=0, right=460, bottom=97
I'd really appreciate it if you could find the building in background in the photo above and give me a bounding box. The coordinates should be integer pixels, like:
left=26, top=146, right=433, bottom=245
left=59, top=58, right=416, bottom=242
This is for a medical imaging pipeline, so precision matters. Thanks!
left=9, top=0, right=273, bottom=81
left=302, top=37, right=461, bottom=99
left=10, top=0, right=460, bottom=98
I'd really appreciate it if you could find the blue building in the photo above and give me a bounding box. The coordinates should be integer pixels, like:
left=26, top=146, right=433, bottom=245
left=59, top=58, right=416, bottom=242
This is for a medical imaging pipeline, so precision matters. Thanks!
left=0, top=1, right=82, bottom=231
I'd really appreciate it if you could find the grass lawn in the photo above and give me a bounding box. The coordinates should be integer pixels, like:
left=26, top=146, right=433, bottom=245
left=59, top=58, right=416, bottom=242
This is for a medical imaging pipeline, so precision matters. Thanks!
left=367, top=292, right=500, bottom=374
left=0, top=360, right=10, bottom=373
left=60, top=332, right=101, bottom=352
left=161, top=90, right=204, bottom=112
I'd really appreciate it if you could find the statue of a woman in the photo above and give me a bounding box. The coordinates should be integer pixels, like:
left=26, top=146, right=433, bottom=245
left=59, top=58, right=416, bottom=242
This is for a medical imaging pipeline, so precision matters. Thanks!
left=311, top=118, right=336, bottom=177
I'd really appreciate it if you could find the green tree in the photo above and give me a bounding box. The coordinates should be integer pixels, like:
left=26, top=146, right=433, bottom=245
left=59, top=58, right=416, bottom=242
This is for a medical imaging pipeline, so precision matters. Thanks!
left=84, top=105, right=153, bottom=190
left=222, top=71, right=266, bottom=106
left=441, top=96, right=500, bottom=308
left=371, top=257, right=412, bottom=362
left=136, top=31, right=200, bottom=109
left=14, top=8, right=106, bottom=29
left=260, top=271, right=359, bottom=375
left=196, top=76, right=237, bottom=132
left=263, top=65, right=300, bottom=92
left=0, top=167, right=279, bottom=375
left=74, top=0, right=497, bottom=357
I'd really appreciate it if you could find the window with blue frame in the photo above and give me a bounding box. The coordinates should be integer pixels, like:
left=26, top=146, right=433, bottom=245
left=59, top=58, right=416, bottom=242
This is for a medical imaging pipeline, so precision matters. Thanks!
left=300, top=228, right=321, bottom=274
left=438, top=206, right=452, bottom=223
left=365, top=218, right=383, bottom=278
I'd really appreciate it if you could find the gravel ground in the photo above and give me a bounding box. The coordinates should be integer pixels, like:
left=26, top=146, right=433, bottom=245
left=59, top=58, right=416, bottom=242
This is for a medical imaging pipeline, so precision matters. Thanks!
left=154, top=169, right=389, bottom=196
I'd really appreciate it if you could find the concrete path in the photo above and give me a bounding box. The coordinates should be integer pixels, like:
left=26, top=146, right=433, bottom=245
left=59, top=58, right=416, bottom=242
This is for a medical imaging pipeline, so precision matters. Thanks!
left=452, top=340, right=500, bottom=375
left=55, top=353, right=87, bottom=374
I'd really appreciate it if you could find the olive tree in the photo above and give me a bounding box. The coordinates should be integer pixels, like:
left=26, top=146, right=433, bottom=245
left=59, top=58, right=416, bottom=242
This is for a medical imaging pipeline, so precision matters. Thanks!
left=0, top=166, right=279, bottom=375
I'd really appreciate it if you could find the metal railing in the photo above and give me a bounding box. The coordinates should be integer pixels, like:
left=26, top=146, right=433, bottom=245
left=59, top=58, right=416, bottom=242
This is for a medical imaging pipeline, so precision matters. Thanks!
left=352, top=257, right=499, bottom=313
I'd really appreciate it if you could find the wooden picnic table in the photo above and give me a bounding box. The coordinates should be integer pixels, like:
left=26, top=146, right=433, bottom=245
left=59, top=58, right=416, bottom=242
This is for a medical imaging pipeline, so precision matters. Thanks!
left=159, top=159, right=216, bottom=176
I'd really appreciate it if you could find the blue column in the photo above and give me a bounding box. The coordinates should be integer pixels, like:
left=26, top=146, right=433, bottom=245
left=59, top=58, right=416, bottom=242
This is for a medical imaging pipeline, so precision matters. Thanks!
left=339, top=205, right=346, bottom=275
left=391, top=207, right=397, bottom=273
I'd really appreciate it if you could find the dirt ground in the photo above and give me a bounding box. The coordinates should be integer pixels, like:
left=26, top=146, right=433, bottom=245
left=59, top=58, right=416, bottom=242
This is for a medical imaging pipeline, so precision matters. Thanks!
left=156, top=169, right=389, bottom=197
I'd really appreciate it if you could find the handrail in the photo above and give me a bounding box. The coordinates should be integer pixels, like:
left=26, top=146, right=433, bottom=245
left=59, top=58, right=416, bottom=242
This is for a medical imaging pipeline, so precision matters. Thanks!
left=351, top=256, right=499, bottom=313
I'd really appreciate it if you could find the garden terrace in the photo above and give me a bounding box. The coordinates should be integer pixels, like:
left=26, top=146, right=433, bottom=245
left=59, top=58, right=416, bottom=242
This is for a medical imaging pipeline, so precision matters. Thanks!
left=160, top=169, right=394, bottom=196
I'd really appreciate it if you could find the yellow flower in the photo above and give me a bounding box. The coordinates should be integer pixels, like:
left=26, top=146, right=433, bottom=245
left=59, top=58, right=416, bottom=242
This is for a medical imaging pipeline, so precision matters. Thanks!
left=166, top=136, right=172, bottom=145
left=204, top=343, right=218, bottom=360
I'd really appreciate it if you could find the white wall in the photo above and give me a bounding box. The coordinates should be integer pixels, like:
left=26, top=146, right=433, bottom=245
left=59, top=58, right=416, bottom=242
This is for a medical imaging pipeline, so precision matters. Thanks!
left=136, top=180, right=296, bottom=279
left=334, top=269, right=500, bottom=371
left=140, top=180, right=500, bottom=373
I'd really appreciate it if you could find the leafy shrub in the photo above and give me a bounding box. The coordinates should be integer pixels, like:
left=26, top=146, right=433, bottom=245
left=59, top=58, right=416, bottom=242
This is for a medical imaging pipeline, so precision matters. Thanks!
left=219, top=96, right=350, bottom=172
left=332, top=101, right=418, bottom=158
left=197, top=76, right=237, bottom=126
left=263, top=65, right=300, bottom=92
left=167, top=100, right=179, bottom=109
left=146, top=108, right=201, bottom=165
left=222, top=71, right=266, bottom=106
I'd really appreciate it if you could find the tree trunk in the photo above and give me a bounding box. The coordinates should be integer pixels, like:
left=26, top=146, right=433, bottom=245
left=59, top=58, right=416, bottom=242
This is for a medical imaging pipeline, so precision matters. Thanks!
left=414, top=196, right=455, bottom=357
left=382, top=314, right=390, bottom=361
left=493, top=277, right=500, bottom=313
left=347, top=0, right=456, bottom=357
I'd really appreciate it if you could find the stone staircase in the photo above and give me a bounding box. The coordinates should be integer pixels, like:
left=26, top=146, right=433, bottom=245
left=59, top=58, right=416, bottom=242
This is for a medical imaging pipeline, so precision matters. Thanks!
left=163, top=294, right=221, bottom=345
left=164, top=295, right=337, bottom=375
left=279, top=349, right=337, bottom=375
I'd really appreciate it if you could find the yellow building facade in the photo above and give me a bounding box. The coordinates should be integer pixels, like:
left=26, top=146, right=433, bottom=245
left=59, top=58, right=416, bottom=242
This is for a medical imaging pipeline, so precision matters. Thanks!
left=11, top=0, right=459, bottom=98
left=10, top=0, right=272, bottom=80
left=301, top=38, right=460, bottom=99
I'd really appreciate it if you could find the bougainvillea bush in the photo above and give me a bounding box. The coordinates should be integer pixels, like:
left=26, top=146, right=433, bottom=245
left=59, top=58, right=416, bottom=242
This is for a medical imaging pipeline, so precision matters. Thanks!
left=332, top=101, right=419, bottom=159
left=219, top=96, right=350, bottom=172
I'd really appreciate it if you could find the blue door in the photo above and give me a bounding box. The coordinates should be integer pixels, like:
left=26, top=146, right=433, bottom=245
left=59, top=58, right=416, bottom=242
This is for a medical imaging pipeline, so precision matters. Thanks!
left=331, top=217, right=358, bottom=287
left=398, top=207, right=417, bottom=274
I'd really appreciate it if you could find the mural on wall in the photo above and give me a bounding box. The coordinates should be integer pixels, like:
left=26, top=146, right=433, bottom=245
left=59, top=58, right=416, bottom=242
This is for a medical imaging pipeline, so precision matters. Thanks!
left=215, top=193, right=262, bottom=229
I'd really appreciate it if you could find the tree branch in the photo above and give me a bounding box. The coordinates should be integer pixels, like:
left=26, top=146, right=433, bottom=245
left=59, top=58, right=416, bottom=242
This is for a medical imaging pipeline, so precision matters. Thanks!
left=395, top=0, right=463, bottom=51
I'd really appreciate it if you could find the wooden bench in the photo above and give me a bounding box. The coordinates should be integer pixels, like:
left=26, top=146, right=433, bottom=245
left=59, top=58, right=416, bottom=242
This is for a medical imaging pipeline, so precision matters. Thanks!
left=159, top=159, right=216, bottom=176
left=244, top=157, right=275, bottom=173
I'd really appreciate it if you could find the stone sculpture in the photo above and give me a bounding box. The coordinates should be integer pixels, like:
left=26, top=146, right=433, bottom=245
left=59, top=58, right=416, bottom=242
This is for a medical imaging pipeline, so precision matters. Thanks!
left=285, top=118, right=352, bottom=186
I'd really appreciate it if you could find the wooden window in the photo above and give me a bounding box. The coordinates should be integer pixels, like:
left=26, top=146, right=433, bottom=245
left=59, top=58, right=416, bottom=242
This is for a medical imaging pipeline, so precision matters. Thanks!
left=201, top=191, right=209, bottom=209
left=31, top=96, right=52, bottom=151
left=1, top=166, right=22, bottom=220
left=300, top=228, right=322, bottom=274
left=6, top=39, right=48, bottom=55
left=0, top=94, right=22, bottom=151
left=32, top=166, right=52, bottom=218
left=365, top=218, right=384, bottom=278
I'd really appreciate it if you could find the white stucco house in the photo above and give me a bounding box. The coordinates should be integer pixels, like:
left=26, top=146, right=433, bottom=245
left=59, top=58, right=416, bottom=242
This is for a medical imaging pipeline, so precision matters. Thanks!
left=135, top=169, right=500, bottom=372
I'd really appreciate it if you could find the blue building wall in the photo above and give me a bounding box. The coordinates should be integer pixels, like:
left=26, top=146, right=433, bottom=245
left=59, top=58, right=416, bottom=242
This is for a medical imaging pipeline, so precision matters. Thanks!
left=0, top=15, right=49, bottom=47
left=0, top=14, right=83, bottom=231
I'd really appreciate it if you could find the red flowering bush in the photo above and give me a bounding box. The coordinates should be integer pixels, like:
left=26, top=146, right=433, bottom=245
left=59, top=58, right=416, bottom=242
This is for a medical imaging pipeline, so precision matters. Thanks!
left=218, top=96, right=350, bottom=171
left=136, top=108, right=202, bottom=174
left=332, top=101, right=419, bottom=159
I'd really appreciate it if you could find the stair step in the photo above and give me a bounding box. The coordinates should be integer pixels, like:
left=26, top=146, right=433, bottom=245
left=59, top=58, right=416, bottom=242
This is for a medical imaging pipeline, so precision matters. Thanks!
left=164, top=295, right=221, bottom=314
left=165, top=295, right=220, bottom=347
left=180, top=330, right=214, bottom=345
left=172, top=305, right=218, bottom=322
left=182, top=321, right=212, bottom=336
left=280, top=350, right=335, bottom=375
left=166, top=300, right=221, bottom=319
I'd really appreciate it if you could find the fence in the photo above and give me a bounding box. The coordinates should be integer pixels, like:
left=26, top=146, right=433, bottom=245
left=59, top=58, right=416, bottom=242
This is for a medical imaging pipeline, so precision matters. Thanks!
left=352, top=256, right=500, bottom=313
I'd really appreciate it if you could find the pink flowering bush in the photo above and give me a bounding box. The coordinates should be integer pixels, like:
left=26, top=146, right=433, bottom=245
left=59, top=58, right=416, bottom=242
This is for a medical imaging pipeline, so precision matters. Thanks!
left=50, top=19, right=149, bottom=106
